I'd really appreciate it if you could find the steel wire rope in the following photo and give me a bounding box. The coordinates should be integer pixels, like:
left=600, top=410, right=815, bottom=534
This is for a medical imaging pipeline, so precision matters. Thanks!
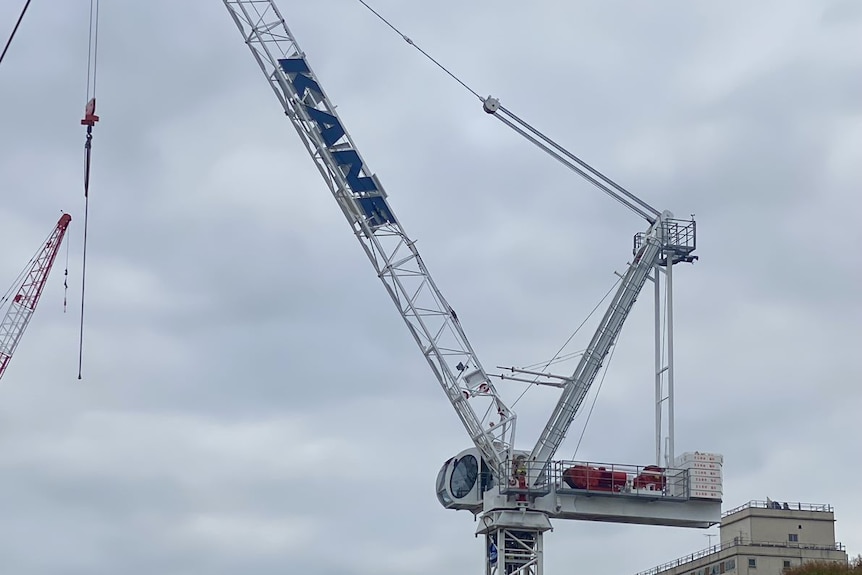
left=355, top=0, right=482, bottom=101
left=510, top=276, right=622, bottom=408
left=63, top=220, right=71, bottom=313
left=569, top=331, right=620, bottom=460
left=0, top=0, right=32, bottom=68
left=84, top=0, right=99, bottom=101
left=77, top=0, right=100, bottom=379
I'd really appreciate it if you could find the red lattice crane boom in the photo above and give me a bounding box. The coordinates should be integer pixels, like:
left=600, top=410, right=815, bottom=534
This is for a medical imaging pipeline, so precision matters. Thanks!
left=0, top=213, right=72, bottom=380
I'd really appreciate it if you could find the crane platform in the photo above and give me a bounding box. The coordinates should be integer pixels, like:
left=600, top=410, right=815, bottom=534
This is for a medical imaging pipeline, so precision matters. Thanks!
left=529, top=489, right=720, bottom=528
left=438, top=449, right=722, bottom=529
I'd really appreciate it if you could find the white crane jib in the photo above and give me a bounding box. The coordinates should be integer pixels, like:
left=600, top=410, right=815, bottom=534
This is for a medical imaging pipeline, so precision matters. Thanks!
left=222, top=0, right=515, bottom=481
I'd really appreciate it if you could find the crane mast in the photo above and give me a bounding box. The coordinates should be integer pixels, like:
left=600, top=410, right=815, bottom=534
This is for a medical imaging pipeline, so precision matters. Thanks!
left=0, top=213, right=72, bottom=380
left=223, top=0, right=516, bottom=480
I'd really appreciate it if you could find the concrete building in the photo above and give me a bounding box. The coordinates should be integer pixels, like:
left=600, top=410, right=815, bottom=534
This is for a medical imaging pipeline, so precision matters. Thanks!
left=635, top=501, right=847, bottom=575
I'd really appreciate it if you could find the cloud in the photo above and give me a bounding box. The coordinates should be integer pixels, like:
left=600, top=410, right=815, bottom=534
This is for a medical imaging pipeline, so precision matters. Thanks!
left=0, top=0, right=860, bottom=573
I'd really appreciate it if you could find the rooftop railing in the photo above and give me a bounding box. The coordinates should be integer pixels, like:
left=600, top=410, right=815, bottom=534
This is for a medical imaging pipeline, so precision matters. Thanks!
left=722, top=500, right=833, bottom=517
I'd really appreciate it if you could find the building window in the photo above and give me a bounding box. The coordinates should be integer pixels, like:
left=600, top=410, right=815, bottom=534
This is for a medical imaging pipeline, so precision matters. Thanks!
left=748, top=559, right=757, bottom=569
left=789, top=534, right=799, bottom=542
left=727, top=559, right=736, bottom=571
left=784, top=561, right=792, bottom=569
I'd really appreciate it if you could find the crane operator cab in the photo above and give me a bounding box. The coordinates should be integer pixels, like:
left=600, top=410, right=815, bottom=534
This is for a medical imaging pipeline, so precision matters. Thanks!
left=436, top=448, right=494, bottom=513
left=436, top=447, right=544, bottom=512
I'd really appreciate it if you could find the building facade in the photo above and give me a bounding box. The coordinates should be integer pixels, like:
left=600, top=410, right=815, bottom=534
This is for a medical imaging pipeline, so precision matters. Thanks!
left=635, top=501, right=847, bottom=575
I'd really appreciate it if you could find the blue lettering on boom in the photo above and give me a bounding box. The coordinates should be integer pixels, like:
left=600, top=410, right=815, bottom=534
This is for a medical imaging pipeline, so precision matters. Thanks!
left=330, top=150, right=377, bottom=193
left=305, top=107, right=345, bottom=148
left=279, top=57, right=394, bottom=226
left=278, top=58, right=323, bottom=99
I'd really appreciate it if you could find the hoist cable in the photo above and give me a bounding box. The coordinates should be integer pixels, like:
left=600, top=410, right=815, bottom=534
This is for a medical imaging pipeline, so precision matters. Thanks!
left=535, top=276, right=622, bottom=376
left=77, top=194, right=89, bottom=380
left=570, top=334, right=620, bottom=460
left=355, top=0, right=482, bottom=101
left=0, top=0, right=32, bottom=68
left=84, top=0, right=99, bottom=100
left=77, top=0, right=100, bottom=380
left=510, top=277, right=622, bottom=408
left=63, top=214, right=70, bottom=313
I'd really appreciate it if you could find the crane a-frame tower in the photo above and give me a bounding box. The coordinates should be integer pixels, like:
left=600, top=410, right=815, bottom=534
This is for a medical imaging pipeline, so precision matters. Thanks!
left=223, top=2, right=723, bottom=573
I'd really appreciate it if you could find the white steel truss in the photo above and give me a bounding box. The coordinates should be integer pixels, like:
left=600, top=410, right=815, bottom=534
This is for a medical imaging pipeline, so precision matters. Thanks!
left=223, top=0, right=516, bottom=479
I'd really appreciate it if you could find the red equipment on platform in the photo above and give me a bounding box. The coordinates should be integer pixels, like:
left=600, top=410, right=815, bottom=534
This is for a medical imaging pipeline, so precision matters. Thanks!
left=633, top=465, right=667, bottom=491
left=562, top=464, right=628, bottom=493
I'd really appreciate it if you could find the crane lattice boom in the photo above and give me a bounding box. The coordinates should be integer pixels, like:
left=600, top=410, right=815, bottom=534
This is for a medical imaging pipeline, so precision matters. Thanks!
left=223, top=0, right=516, bottom=480
left=0, top=213, right=72, bottom=380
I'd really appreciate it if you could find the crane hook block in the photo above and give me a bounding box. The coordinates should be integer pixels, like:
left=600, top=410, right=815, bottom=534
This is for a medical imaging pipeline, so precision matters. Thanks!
left=483, top=97, right=500, bottom=114
left=81, top=97, right=100, bottom=126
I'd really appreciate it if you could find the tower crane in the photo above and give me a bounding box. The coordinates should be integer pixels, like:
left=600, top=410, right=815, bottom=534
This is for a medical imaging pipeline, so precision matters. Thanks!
left=222, top=2, right=722, bottom=573
left=0, top=213, right=72, bottom=381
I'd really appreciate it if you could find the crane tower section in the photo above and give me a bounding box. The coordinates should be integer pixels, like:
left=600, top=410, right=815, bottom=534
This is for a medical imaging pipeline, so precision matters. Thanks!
left=223, top=0, right=515, bottom=479
left=0, top=213, right=72, bottom=380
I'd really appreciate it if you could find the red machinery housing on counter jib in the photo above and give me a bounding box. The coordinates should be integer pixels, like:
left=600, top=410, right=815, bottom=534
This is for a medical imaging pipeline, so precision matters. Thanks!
left=563, top=465, right=628, bottom=492
left=562, top=464, right=667, bottom=493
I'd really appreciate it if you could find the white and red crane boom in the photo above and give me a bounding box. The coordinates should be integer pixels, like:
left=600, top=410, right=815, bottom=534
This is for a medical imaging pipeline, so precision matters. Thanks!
left=0, top=213, right=72, bottom=380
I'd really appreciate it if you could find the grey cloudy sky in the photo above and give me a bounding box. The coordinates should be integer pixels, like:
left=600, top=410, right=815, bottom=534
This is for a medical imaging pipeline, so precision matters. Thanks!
left=0, top=0, right=860, bottom=573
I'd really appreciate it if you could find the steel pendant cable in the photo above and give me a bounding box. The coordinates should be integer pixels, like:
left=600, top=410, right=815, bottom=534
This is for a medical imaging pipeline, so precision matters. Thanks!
left=0, top=0, right=32, bottom=68
left=355, top=0, right=482, bottom=101
left=509, top=277, right=621, bottom=409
